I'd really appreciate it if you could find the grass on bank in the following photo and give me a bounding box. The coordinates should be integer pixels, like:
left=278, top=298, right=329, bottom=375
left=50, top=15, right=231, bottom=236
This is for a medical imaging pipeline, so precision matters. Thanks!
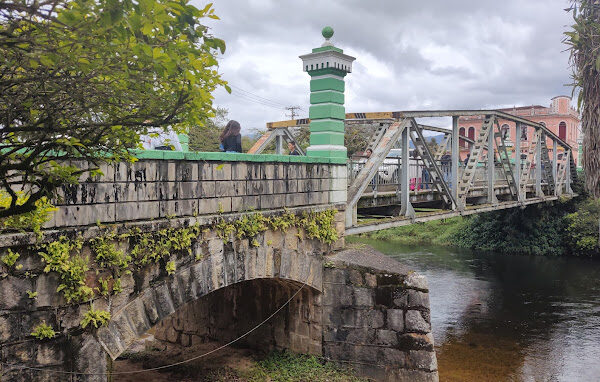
left=240, top=351, right=366, bottom=382
left=118, top=349, right=366, bottom=382
left=359, top=194, right=600, bottom=258
left=364, top=216, right=469, bottom=247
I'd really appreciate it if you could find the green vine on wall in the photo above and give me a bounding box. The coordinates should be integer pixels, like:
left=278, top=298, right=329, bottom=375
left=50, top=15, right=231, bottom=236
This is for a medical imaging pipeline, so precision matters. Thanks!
left=6, top=209, right=338, bottom=335
left=81, top=305, right=111, bottom=329
left=31, top=321, right=57, bottom=340
left=215, top=209, right=339, bottom=245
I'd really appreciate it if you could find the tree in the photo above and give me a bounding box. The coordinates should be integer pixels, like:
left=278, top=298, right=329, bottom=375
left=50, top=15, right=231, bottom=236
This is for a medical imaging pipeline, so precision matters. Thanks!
left=188, top=107, right=228, bottom=152
left=0, top=0, right=228, bottom=217
left=565, top=1, right=600, bottom=197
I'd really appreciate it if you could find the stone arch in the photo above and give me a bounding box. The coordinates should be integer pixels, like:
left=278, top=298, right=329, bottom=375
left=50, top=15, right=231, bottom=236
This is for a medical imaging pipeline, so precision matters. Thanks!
left=95, top=240, right=323, bottom=362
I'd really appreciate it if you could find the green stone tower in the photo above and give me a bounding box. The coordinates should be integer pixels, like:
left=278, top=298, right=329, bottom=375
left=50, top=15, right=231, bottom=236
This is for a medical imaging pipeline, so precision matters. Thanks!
left=300, top=27, right=355, bottom=158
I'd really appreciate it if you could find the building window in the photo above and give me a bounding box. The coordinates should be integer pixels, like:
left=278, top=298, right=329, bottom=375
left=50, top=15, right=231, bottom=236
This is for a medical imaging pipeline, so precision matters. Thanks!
left=501, top=124, right=510, bottom=140
left=559, top=121, right=567, bottom=141
left=459, top=127, right=466, bottom=148
left=521, top=126, right=528, bottom=141
left=468, top=127, right=475, bottom=142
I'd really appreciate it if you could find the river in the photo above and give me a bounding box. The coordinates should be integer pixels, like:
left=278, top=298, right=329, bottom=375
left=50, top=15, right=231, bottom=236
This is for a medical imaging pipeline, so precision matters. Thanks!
left=349, top=237, right=600, bottom=382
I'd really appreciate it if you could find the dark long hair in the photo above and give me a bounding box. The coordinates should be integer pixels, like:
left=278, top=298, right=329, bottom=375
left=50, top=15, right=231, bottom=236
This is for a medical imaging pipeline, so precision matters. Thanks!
left=220, top=120, right=241, bottom=142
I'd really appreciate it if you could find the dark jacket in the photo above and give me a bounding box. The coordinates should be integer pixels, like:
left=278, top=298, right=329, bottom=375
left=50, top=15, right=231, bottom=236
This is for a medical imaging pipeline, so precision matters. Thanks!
left=222, top=134, right=242, bottom=153
left=290, top=148, right=300, bottom=156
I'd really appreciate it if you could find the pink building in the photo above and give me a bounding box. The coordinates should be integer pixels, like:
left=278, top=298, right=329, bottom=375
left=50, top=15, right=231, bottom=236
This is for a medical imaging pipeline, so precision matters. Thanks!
left=458, top=96, right=580, bottom=162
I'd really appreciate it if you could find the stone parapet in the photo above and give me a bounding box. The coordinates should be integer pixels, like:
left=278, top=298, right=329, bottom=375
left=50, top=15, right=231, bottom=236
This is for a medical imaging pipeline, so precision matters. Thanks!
left=40, top=159, right=346, bottom=229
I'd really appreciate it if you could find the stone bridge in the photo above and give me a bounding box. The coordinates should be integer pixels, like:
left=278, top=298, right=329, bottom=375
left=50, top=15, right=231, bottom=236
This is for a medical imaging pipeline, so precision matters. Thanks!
left=0, top=155, right=438, bottom=382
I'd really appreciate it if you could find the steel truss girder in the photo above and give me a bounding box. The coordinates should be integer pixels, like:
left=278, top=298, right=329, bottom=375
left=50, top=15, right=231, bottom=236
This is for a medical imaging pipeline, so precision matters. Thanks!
left=435, top=133, right=451, bottom=161
left=456, top=114, right=495, bottom=208
left=519, top=128, right=541, bottom=199
left=247, top=127, right=305, bottom=155
left=539, top=133, right=555, bottom=195
left=493, top=119, right=518, bottom=198
left=346, top=119, right=412, bottom=226
left=408, top=119, right=456, bottom=208
left=556, top=149, right=571, bottom=195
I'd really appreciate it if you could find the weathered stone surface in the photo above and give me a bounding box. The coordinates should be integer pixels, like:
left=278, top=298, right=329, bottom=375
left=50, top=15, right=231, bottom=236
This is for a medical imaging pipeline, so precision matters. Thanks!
left=376, top=329, right=398, bottom=346
left=408, top=289, right=430, bottom=309
left=398, top=332, right=435, bottom=351
left=354, top=287, right=373, bottom=307
left=408, top=350, right=438, bottom=371
left=405, top=310, right=431, bottom=333
left=387, top=309, right=404, bottom=332
left=405, top=272, right=429, bottom=291
left=0, top=277, right=32, bottom=310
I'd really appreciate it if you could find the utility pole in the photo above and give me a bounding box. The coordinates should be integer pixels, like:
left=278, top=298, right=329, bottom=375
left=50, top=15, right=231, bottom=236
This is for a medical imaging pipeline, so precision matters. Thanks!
left=285, top=106, right=302, bottom=120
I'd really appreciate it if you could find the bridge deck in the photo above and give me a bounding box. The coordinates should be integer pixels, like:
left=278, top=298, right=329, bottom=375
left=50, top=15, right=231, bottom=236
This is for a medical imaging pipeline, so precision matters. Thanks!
left=345, top=195, right=570, bottom=235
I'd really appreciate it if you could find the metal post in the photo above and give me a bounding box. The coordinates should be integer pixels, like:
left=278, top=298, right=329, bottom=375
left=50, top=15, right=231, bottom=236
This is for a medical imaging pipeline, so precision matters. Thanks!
left=487, top=123, right=497, bottom=204
left=400, top=125, right=415, bottom=218
left=515, top=122, right=522, bottom=201
left=535, top=130, right=543, bottom=197
left=396, top=155, right=401, bottom=200
left=566, top=149, right=573, bottom=194
left=552, top=139, right=558, bottom=196
left=275, top=133, right=283, bottom=155
left=451, top=116, right=459, bottom=208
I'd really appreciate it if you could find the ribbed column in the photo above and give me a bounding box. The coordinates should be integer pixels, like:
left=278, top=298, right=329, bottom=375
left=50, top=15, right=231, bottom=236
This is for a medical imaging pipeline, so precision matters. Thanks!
left=300, top=27, right=355, bottom=158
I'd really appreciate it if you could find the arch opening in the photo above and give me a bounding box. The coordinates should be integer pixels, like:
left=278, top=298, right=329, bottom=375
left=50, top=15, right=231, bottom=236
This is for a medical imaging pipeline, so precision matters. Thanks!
left=111, top=278, right=321, bottom=380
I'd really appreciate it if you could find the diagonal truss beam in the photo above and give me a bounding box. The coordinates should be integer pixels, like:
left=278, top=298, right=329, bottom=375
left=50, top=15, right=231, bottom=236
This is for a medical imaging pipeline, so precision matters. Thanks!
left=519, top=128, right=541, bottom=198
left=408, top=119, right=456, bottom=208
left=456, top=115, right=496, bottom=208
left=347, top=119, right=411, bottom=211
left=247, top=127, right=305, bottom=155
left=493, top=119, right=518, bottom=198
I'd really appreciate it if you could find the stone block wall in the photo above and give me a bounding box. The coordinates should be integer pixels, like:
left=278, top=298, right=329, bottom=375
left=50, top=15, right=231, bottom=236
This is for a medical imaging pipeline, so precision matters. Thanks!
left=0, top=214, right=329, bottom=381
left=46, top=159, right=347, bottom=228
left=154, top=278, right=322, bottom=355
left=322, top=248, right=438, bottom=382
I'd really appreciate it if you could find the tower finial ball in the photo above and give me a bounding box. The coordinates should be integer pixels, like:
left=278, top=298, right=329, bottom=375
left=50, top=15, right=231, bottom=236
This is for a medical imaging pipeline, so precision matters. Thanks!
left=322, top=26, right=334, bottom=39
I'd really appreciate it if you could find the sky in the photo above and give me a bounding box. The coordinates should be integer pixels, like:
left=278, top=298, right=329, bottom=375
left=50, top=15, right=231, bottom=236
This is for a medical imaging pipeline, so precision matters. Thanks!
left=197, top=0, right=576, bottom=133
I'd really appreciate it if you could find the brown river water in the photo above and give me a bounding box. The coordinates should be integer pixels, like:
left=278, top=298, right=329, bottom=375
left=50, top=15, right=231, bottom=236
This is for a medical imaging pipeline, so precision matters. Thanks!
left=352, top=238, right=600, bottom=382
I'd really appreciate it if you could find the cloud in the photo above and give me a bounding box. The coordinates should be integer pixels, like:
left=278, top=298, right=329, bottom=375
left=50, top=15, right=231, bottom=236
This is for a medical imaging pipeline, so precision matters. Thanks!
left=196, top=0, right=575, bottom=134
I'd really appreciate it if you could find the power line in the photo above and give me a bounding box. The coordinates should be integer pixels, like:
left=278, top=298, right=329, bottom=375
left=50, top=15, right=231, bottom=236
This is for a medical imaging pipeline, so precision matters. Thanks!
left=228, top=91, right=284, bottom=111
left=0, top=281, right=307, bottom=376
left=228, top=84, right=289, bottom=108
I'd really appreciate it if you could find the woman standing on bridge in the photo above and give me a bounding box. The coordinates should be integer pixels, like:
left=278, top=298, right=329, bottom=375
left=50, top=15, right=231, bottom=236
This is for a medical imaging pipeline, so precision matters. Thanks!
left=220, top=120, right=242, bottom=153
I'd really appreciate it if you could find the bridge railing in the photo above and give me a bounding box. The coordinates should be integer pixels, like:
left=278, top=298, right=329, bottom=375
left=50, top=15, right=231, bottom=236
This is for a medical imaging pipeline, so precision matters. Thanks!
left=348, top=157, right=525, bottom=199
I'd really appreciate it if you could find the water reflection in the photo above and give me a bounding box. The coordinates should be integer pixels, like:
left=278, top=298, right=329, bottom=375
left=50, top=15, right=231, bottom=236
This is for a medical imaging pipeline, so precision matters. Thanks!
left=350, top=238, right=600, bottom=382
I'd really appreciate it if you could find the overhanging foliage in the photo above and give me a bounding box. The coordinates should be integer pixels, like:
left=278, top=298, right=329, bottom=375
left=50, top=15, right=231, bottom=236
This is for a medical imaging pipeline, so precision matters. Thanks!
left=0, top=0, right=228, bottom=216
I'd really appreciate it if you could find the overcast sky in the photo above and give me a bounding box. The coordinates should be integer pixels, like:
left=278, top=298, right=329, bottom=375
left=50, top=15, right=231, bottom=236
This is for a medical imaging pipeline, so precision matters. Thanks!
left=197, top=0, right=575, bottom=133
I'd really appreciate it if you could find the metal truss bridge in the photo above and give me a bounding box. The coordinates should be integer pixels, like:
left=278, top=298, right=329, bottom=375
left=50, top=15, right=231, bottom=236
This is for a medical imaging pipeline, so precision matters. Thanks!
left=256, top=110, right=577, bottom=235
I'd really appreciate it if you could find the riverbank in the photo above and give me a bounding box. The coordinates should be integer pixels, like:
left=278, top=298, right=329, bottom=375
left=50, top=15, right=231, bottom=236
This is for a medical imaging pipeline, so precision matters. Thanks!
left=113, top=339, right=365, bottom=382
left=360, top=195, right=600, bottom=258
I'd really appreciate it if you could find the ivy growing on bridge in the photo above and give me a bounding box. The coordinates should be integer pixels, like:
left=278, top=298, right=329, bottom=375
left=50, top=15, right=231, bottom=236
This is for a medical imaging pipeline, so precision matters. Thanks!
left=1, top=208, right=339, bottom=337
